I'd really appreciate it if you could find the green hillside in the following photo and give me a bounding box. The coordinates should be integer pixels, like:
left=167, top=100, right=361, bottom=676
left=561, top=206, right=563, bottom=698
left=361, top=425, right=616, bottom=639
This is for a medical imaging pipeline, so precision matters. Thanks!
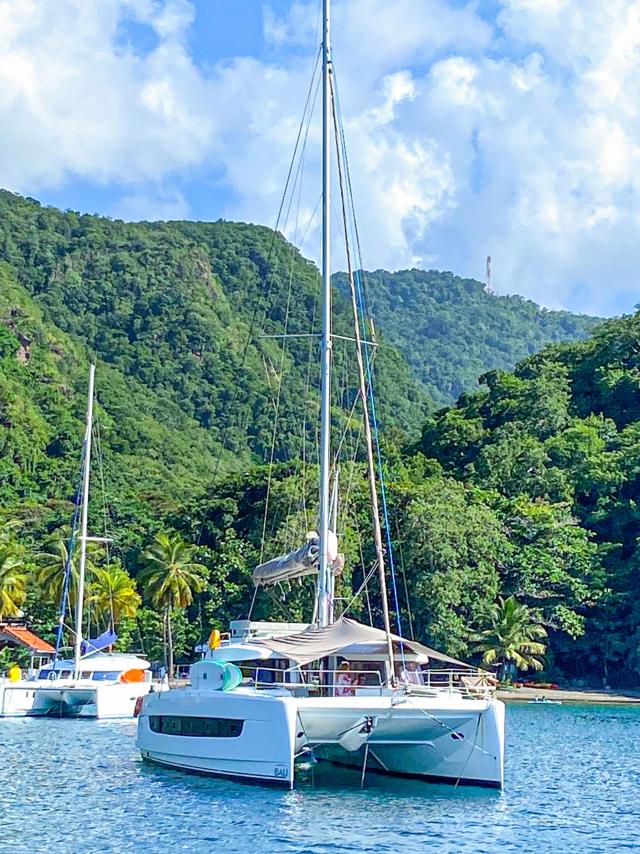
left=0, top=190, right=430, bottom=662
left=335, top=268, right=601, bottom=405
left=0, top=190, right=427, bottom=508
left=0, top=260, right=224, bottom=509
left=0, top=190, right=628, bottom=682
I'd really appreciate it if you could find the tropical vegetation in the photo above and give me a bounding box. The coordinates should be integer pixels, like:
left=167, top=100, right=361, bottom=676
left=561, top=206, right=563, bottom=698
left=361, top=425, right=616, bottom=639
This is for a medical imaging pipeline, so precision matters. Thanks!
left=139, top=532, right=206, bottom=676
left=2, top=190, right=640, bottom=687
left=470, top=596, right=548, bottom=678
left=0, top=540, right=27, bottom=619
left=89, top=562, right=141, bottom=627
left=334, top=268, right=599, bottom=405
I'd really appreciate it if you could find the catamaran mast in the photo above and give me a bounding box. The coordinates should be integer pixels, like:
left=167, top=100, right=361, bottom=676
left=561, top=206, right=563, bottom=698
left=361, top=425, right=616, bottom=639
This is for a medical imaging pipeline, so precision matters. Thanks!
left=317, top=0, right=333, bottom=628
left=73, top=363, right=95, bottom=678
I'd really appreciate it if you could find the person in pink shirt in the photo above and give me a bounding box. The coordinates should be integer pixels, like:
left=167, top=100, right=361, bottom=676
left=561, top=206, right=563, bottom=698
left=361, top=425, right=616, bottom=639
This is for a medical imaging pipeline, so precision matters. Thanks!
left=335, top=661, right=355, bottom=696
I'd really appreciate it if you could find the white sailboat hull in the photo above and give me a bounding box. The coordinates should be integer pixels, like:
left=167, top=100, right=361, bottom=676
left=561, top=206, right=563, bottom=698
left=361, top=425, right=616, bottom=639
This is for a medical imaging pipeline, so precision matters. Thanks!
left=27, top=680, right=152, bottom=719
left=299, top=694, right=504, bottom=787
left=137, top=687, right=504, bottom=789
left=137, top=688, right=299, bottom=785
left=0, top=680, right=41, bottom=717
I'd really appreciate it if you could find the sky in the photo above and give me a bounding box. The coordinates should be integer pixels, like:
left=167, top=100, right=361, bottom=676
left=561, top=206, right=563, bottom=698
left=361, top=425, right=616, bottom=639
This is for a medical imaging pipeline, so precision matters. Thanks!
left=1, top=0, right=639, bottom=317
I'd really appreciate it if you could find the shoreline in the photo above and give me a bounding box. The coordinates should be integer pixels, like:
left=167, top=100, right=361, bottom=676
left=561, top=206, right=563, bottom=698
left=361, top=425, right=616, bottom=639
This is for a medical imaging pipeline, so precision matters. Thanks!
left=498, top=686, right=640, bottom=704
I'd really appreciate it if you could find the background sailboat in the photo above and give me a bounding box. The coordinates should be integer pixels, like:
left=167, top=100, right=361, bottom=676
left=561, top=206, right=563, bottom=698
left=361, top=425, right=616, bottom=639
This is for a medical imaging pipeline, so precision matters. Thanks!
left=2, top=366, right=153, bottom=718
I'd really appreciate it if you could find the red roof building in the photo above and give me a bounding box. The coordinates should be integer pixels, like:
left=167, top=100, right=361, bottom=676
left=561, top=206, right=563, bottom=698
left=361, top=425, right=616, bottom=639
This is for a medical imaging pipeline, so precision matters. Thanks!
left=0, top=622, right=55, bottom=656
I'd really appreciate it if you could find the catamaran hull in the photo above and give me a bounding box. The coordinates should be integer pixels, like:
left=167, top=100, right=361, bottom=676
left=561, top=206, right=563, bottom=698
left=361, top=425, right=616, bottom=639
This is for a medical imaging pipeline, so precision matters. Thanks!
left=137, top=689, right=505, bottom=790
left=28, top=682, right=151, bottom=719
left=0, top=682, right=40, bottom=717
left=296, top=695, right=505, bottom=789
left=137, top=689, right=299, bottom=786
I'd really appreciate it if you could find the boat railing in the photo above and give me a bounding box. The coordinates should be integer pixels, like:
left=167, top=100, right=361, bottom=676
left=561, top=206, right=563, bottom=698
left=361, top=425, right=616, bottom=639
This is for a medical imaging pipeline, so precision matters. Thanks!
left=247, top=667, right=386, bottom=697
left=405, top=668, right=497, bottom=698
left=238, top=666, right=496, bottom=698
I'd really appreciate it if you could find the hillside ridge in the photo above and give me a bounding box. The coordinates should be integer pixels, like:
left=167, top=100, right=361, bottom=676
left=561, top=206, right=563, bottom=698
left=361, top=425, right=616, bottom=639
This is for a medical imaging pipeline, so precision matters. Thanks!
left=335, top=268, right=601, bottom=405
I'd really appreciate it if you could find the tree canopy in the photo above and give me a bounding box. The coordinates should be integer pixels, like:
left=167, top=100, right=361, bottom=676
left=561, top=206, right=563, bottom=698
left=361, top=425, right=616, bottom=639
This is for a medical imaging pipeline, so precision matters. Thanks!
left=416, top=314, right=640, bottom=684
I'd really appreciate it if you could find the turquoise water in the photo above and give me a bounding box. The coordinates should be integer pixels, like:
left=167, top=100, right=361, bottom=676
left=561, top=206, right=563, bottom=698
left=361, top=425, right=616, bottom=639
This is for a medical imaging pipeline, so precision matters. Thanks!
left=1, top=704, right=639, bottom=853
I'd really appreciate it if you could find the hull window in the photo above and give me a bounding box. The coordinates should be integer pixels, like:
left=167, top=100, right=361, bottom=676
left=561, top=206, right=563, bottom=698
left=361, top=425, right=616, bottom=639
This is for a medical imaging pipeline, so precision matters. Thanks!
left=90, top=672, right=120, bottom=681
left=149, top=716, right=244, bottom=738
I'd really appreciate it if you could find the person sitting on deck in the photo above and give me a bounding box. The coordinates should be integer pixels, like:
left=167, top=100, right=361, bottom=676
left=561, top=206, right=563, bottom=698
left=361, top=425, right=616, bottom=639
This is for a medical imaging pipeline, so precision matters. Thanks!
left=335, top=660, right=355, bottom=696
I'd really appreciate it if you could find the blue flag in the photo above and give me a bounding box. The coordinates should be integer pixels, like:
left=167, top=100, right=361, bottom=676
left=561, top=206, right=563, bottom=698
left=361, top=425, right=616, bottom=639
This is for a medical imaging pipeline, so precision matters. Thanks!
left=81, top=629, right=117, bottom=655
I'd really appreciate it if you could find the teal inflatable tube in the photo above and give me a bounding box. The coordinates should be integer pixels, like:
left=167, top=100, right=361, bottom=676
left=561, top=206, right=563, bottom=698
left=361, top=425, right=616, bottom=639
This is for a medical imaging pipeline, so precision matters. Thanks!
left=222, top=662, right=243, bottom=691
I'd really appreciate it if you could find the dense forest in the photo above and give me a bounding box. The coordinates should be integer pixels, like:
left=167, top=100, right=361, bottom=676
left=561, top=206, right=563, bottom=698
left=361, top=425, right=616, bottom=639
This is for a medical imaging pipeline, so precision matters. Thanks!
left=1, top=191, right=637, bottom=686
left=335, top=269, right=600, bottom=405
left=410, top=314, right=640, bottom=685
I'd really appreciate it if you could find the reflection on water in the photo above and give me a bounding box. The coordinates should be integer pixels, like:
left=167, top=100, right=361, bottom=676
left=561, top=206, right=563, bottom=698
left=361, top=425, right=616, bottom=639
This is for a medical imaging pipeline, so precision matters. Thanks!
left=0, top=704, right=638, bottom=853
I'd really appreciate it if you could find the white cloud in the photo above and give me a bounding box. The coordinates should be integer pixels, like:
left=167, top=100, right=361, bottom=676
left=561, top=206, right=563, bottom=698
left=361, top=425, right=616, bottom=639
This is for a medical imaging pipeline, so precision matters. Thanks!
left=228, top=0, right=640, bottom=314
left=0, top=0, right=213, bottom=191
left=369, top=70, right=416, bottom=124
left=2, top=0, right=640, bottom=314
left=265, top=0, right=492, bottom=70
left=205, top=54, right=457, bottom=273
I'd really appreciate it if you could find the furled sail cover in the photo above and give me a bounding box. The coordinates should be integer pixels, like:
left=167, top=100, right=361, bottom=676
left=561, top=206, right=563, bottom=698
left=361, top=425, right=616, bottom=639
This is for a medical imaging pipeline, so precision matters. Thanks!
left=250, top=617, right=470, bottom=668
left=252, top=530, right=341, bottom=587
left=81, top=629, right=117, bottom=655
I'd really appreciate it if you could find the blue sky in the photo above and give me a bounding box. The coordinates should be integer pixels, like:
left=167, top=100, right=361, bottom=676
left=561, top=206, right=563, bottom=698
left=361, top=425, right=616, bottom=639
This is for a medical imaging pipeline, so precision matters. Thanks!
left=2, top=0, right=639, bottom=318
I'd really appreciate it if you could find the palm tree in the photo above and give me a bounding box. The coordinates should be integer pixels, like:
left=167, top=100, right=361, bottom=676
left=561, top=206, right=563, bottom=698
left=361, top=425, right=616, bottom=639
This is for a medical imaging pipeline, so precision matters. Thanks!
left=37, top=532, right=76, bottom=608
left=140, top=532, right=206, bottom=678
left=36, top=526, right=101, bottom=609
left=0, top=544, right=27, bottom=619
left=90, top=562, right=141, bottom=628
left=470, top=595, right=548, bottom=679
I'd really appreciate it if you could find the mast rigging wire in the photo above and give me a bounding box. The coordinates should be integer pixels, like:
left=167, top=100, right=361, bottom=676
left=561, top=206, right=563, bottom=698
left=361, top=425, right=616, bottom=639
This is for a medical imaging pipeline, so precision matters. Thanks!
left=54, top=461, right=84, bottom=662
left=93, top=416, right=115, bottom=631
left=196, top=46, right=322, bottom=548
left=259, top=68, right=322, bottom=563
left=330, top=73, right=398, bottom=676
left=332, top=68, right=407, bottom=648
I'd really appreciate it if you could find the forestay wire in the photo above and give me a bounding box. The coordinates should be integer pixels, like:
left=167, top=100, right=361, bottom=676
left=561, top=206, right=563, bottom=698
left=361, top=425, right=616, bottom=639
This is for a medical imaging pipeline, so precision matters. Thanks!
left=258, top=52, right=322, bottom=560
left=248, top=48, right=326, bottom=620
left=196, top=45, right=323, bottom=549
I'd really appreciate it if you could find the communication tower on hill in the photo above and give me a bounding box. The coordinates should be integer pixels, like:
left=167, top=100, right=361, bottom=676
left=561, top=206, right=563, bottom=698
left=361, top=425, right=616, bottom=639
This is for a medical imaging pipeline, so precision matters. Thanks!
left=485, top=255, right=493, bottom=294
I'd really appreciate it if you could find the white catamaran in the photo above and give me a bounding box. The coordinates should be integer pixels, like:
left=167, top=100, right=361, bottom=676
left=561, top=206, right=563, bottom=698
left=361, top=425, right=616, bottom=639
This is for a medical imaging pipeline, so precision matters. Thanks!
left=1, top=366, right=152, bottom=718
left=137, top=0, right=505, bottom=788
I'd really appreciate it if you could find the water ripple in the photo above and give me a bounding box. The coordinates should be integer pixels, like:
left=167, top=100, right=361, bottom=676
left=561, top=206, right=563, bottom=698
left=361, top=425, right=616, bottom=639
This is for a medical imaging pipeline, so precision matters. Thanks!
left=0, top=705, right=638, bottom=853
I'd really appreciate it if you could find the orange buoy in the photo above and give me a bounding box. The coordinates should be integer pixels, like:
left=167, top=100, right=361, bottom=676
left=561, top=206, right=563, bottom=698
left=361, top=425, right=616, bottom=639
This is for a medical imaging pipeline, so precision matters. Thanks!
left=119, top=668, right=145, bottom=683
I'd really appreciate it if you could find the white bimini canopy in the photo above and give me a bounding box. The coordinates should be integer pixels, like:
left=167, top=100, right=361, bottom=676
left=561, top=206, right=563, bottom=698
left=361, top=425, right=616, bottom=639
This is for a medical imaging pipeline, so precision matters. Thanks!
left=249, top=617, right=470, bottom=668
